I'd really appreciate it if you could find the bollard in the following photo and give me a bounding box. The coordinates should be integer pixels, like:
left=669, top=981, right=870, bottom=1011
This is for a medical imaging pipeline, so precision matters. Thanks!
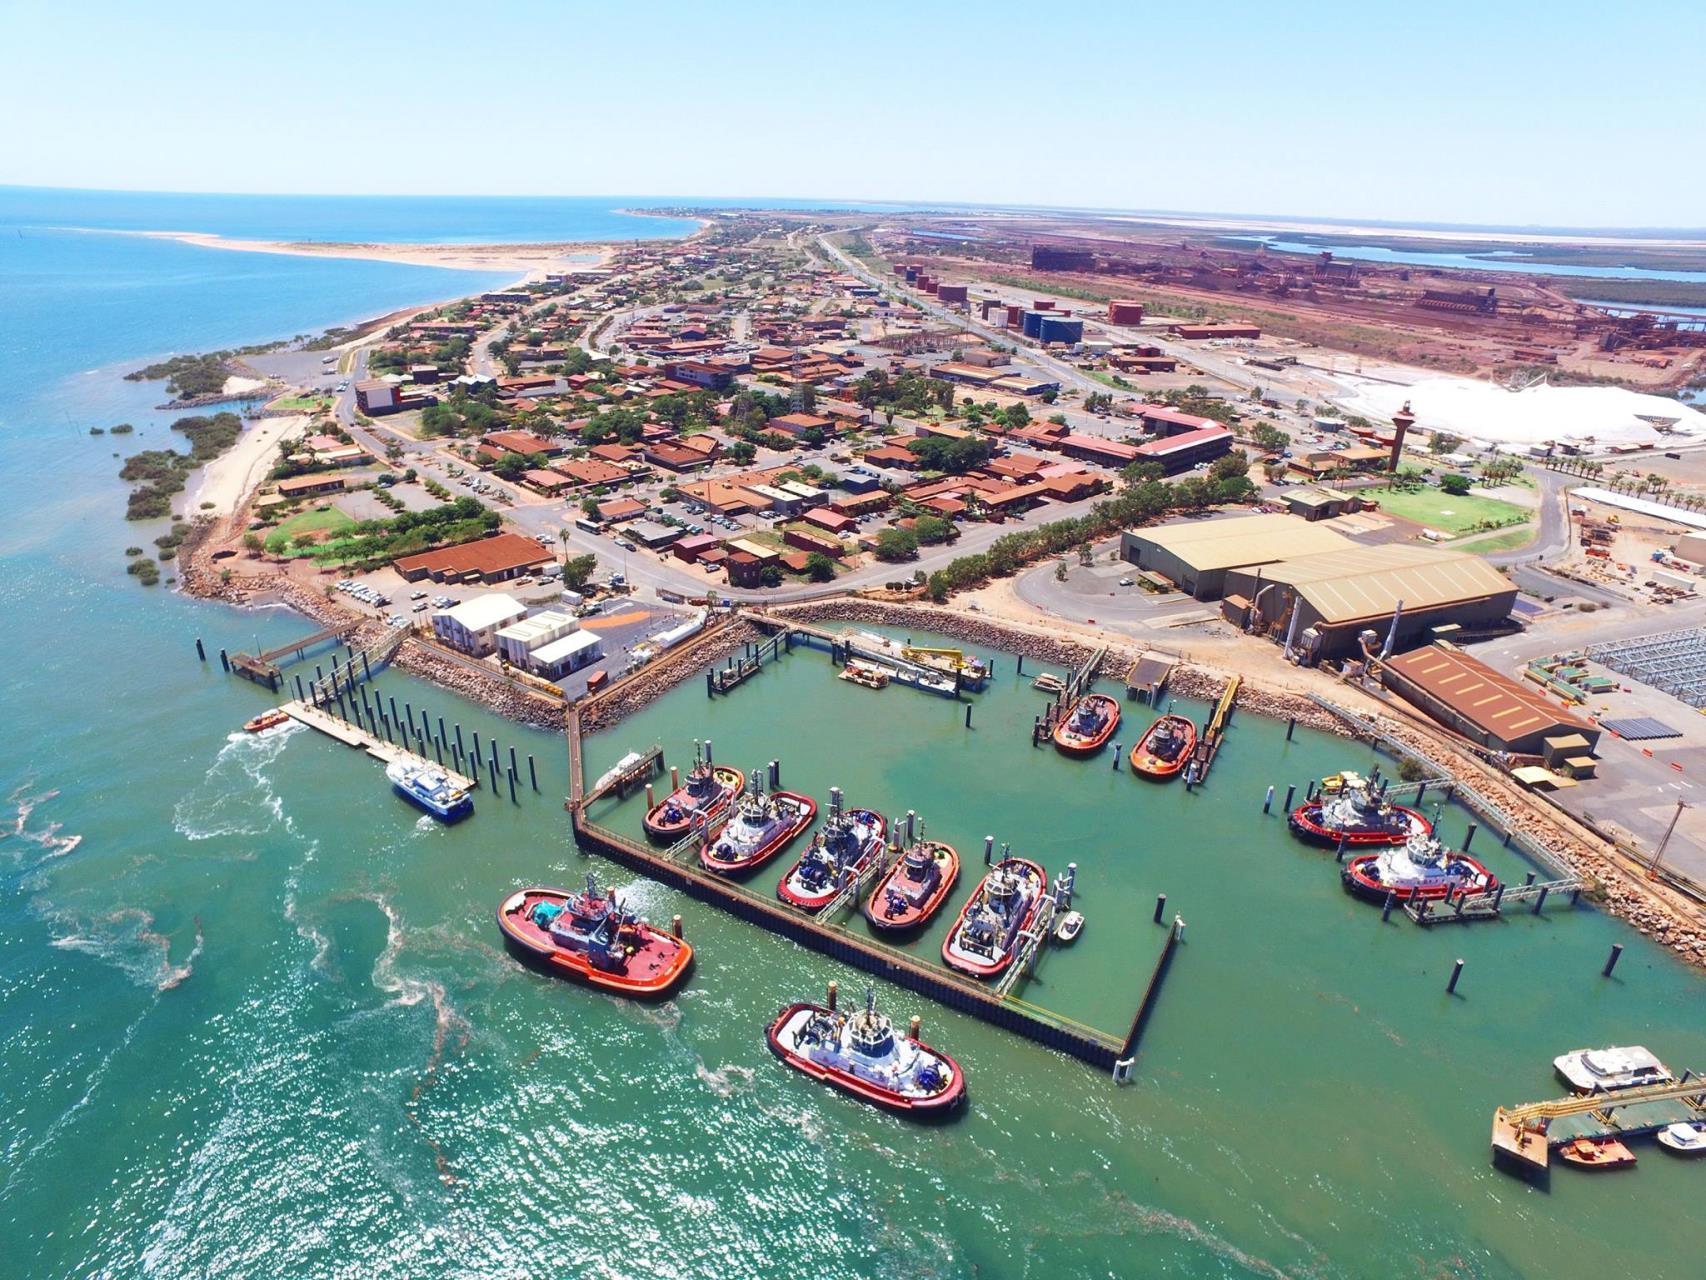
left=1415, top=782, right=1426, bottom=806
left=1283, top=784, right=1296, bottom=814
left=1463, top=822, right=1477, bottom=852
left=438, top=716, right=447, bottom=747
left=983, top=835, right=994, bottom=865
left=1263, top=785, right=1274, bottom=814
left=1381, top=891, right=1396, bottom=923
left=219, top=648, right=230, bottom=672
left=1335, top=834, right=1347, bottom=863
left=670, top=766, right=680, bottom=790
left=195, top=636, right=206, bottom=662
left=389, top=696, right=400, bottom=728
left=362, top=652, right=371, bottom=682
left=295, top=674, right=305, bottom=702
left=768, top=760, right=780, bottom=789
left=672, top=915, right=682, bottom=939
left=1492, top=884, right=1506, bottom=912
left=908, top=1015, right=922, bottom=1040
left=1286, top=717, right=1295, bottom=742
left=1524, top=871, right=1536, bottom=887
left=489, top=758, right=499, bottom=790
left=1111, top=744, right=1121, bottom=769
left=1603, top=944, right=1623, bottom=978
left=964, top=703, right=972, bottom=729
left=1532, top=886, right=1550, bottom=915
left=509, top=745, right=518, bottom=777
left=528, top=754, right=538, bottom=791
left=472, top=730, right=482, bottom=765
left=1153, top=893, right=1167, bottom=924
left=1447, top=958, right=1465, bottom=994
left=508, top=769, right=518, bottom=804
left=827, top=981, right=839, bottom=1011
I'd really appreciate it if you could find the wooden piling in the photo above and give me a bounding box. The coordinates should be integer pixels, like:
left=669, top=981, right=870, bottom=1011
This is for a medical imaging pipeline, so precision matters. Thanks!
left=1448, top=958, right=1465, bottom=994
left=1603, top=944, right=1623, bottom=978
left=1153, top=893, right=1167, bottom=923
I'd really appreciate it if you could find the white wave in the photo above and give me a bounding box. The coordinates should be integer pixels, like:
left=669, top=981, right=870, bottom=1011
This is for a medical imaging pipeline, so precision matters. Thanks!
left=4, top=784, right=84, bottom=866
left=172, top=722, right=301, bottom=841
left=47, top=906, right=201, bottom=993
left=693, top=1061, right=756, bottom=1099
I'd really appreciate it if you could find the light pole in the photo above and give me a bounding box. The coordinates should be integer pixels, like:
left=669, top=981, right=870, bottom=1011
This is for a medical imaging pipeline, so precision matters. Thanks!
left=1648, top=798, right=1688, bottom=878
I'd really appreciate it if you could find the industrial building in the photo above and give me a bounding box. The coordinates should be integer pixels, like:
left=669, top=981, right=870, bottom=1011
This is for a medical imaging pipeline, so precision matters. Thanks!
left=1382, top=643, right=1600, bottom=757
left=433, top=594, right=527, bottom=656
left=531, top=630, right=604, bottom=678
left=1130, top=425, right=1234, bottom=474
left=495, top=610, right=578, bottom=667
left=393, top=533, right=554, bottom=584
left=1108, top=300, right=1145, bottom=325
left=1221, top=544, right=1517, bottom=662
left=1120, top=514, right=1356, bottom=599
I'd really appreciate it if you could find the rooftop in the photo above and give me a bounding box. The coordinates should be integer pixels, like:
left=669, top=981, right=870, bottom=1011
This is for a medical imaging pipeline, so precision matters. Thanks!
left=1136, top=513, right=1355, bottom=572
left=1385, top=644, right=1593, bottom=743
left=1247, top=543, right=1513, bottom=625
left=438, top=593, right=527, bottom=632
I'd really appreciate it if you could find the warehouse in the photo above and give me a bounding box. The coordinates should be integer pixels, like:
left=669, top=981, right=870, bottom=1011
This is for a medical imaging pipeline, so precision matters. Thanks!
left=1130, top=424, right=1235, bottom=474
left=1120, top=513, right=1355, bottom=599
left=1222, top=544, right=1516, bottom=662
left=1382, top=643, right=1600, bottom=756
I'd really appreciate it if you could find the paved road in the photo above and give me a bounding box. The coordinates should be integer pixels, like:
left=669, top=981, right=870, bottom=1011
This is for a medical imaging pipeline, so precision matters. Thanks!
left=1486, top=467, right=1572, bottom=567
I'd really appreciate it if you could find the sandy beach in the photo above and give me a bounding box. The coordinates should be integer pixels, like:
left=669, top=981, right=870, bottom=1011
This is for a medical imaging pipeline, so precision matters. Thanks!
left=190, top=412, right=307, bottom=517
left=133, top=231, right=616, bottom=281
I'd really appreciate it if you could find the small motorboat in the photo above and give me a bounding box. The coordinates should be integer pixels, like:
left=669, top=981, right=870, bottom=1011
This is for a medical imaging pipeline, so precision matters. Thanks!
left=1656, top=1121, right=1706, bottom=1156
left=1558, top=1137, right=1636, bottom=1170
left=1128, top=713, right=1196, bottom=780
left=1052, top=693, right=1120, bottom=758
left=838, top=659, right=890, bottom=690
left=767, top=987, right=966, bottom=1118
left=244, top=709, right=291, bottom=733
left=1054, top=910, right=1085, bottom=943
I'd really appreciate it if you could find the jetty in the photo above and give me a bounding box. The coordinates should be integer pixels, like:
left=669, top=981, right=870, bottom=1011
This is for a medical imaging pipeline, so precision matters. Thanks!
left=279, top=700, right=476, bottom=790
left=1183, top=674, right=1240, bottom=785
left=742, top=613, right=979, bottom=697
left=1491, top=1073, right=1706, bottom=1177
left=1405, top=874, right=1584, bottom=925
left=228, top=623, right=356, bottom=689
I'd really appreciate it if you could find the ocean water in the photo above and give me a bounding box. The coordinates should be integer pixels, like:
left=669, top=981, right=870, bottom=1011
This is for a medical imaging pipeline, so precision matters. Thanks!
left=1239, top=235, right=1706, bottom=284
left=2, top=193, right=1703, bottom=1279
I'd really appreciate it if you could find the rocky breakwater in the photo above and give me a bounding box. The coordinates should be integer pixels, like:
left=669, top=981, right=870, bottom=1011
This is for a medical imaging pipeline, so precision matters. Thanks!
left=1167, top=665, right=1353, bottom=739
left=393, top=638, right=565, bottom=732
left=770, top=599, right=1101, bottom=670
left=579, top=619, right=760, bottom=735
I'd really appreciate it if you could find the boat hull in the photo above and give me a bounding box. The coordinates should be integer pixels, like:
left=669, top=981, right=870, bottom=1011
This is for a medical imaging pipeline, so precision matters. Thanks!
left=244, top=710, right=291, bottom=733
left=941, top=858, right=1048, bottom=979
left=1128, top=714, right=1196, bottom=779
left=698, top=792, right=818, bottom=876
left=777, top=810, right=886, bottom=911
left=1052, top=694, right=1120, bottom=758
left=392, top=779, right=473, bottom=823
left=496, top=888, right=693, bottom=999
left=642, top=765, right=745, bottom=842
left=862, top=842, right=960, bottom=933
left=766, top=1002, right=966, bottom=1119
left=1288, top=802, right=1429, bottom=848
left=1657, top=1123, right=1706, bottom=1155
left=1340, top=851, right=1497, bottom=903
left=1559, top=1139, right=1636, bottom=1170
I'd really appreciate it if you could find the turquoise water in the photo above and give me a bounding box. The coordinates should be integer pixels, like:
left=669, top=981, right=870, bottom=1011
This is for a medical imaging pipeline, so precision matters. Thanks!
left=3, top=195, right=1704, bottom=1278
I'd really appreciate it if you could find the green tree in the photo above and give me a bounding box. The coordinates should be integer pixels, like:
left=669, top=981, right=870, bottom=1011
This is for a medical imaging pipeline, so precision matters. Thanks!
left=1428, top=432, right=1464, bottom=455
left=804, top=552, right=836, bottom=582
left=874, top=527, right=920, bottom=562
left=562, top=553, right=599, bottom=589
left=1439, top=474, right=1472, bottom=496
left=912, top=514, right=954, bottom=545
left=759, top=564, right=785, bottom=587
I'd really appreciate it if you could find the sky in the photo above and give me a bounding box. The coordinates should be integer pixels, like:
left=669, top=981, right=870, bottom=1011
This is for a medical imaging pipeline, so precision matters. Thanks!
left=4, top=0, right=1704, bottom=229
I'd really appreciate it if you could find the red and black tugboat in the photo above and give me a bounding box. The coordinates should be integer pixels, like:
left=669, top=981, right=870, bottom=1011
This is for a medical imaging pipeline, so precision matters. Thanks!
left=1128, top=712, right=1196, bottom=780
left=642, top=740, right=744, bottom=842
left=777, top=787, right=886, bottom=912
left=1288, top=771, right=1430, bottom=848
left=699, top=771, right=817, bottom=875
left=496, top=874, right=693, bottom=998
left=1341, top=829, right=1498, bottom=903
left=1052, top=693, right=1120, bottom=757
left=862, top=826, right=959, bottom=933
left=942, top=855, right=1048, bottom=979
left=767, top=985, right=966, bottom=1118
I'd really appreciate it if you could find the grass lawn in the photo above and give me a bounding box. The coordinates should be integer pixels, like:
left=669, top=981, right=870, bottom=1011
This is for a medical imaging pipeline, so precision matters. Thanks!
left=265, top=506, right=354, bottom=552
left=1372, top=487, right=1532, bottom=537
left=270, top=395, right=331, bottom=412
left=1453, top=525, right=1538, bottom=554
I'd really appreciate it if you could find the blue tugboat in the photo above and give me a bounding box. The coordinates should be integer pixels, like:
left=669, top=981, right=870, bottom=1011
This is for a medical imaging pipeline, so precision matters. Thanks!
left=387, top=759, right=473, bottom=823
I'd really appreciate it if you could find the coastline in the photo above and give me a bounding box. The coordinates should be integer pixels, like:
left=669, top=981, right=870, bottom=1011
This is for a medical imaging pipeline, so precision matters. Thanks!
left=128, top=229, right=621, bottom=280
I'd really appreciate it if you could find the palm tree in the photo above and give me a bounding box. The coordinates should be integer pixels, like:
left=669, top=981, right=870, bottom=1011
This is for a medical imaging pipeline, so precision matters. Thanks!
left=558, top=527, right=569, bottom=568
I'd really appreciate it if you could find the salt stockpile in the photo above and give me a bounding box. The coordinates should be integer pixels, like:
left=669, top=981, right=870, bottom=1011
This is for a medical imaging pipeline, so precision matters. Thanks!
left=1334, top=376, right=1706, bottom=450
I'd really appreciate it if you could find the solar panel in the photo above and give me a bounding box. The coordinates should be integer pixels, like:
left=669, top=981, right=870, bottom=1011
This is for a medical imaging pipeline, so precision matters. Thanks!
left=1599, top=717, right=1682, bottom=741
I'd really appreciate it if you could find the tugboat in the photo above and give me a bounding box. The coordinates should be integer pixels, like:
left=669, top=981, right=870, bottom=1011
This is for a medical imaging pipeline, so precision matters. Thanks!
left=244, top=708, right=291, bottom=733
left=1128, top=712, right=1197, bottom=779
left=386, top=759, right=473, bottom=823
left=942, top=856, right=1047, bottom=979
left=1553, top=1045, right=1673, bottom=1093
left=767, top=986, right=966, bottom=1118
left=777, top=788, right=886, bottom=912
left=1052, top=693, right=1120, bottom=758
left=838, top=659, right=891, bottom=690
left=699, top=771, right=817, bottom=875
left=1657, top=1121, right=1706, bottom=1156
left=1340, top=829, right=1497, bottom=903
left=1558, top=1137, right=1637, bottom=1170
left=1288, top=771, right=1430, bottom=847
left=642, top=741, right=744, bottom=842
left=862, top=829, right=959, bottom=933
left=496, top=874, right=692, bottom=998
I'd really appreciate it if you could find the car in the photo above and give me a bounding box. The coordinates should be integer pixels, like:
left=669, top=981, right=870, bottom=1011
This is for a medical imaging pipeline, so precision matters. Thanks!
left=412, top=602, right=428, bottom=612
left=410, top=590, right=427, bottom=600
left=1119, top=577, right=1134, bottom=587
left=616, top=539, right=637, bottom=551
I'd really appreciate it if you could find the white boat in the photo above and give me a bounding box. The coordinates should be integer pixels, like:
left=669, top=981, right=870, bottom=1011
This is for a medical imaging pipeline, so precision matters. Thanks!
left=1552, top=1045, right=1673, bottom=1093
left=593, top=750, right=646, bottom=794
left=1656, top=1121, right=1706, bottom=1155
left=1054, top=910, right=1085, bottom=943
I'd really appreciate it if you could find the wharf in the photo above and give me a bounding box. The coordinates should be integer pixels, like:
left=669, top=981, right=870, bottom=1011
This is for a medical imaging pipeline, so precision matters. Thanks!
left=229, top=624, right=355, bottom=688
left=1405, top=876, right=1583, bottom=926
left=745, top=613, right=977, bottom=697
left=279, top=700, right=476, bottom=790
left=1185, top=674, right=1240, bottom=783
left=1491, top=1074, right=1706, bottom=1177
left=1125, top=653, right=1174, bottom=704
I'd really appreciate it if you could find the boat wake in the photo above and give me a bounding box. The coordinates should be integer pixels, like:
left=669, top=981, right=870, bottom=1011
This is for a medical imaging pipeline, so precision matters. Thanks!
left=173, top=723, right=301, bottom=841
left=693, top=1061, right=757, bottom=1099
left=4, top=784, right=84, bottom=866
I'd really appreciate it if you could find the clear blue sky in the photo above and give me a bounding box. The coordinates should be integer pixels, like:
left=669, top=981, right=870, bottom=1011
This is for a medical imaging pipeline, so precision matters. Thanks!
left=4, top=0, right=1702, bottom=228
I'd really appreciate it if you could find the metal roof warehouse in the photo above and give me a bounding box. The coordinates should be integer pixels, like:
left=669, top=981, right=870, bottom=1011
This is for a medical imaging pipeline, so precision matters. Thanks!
left=1381, top=643, right=1600, bottom=755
